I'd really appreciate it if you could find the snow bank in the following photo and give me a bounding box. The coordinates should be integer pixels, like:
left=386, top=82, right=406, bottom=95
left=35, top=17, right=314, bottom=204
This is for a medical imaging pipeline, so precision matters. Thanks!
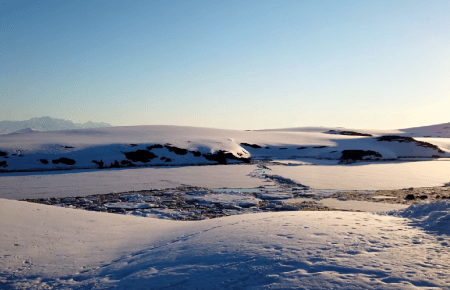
left=389, top=200, right=450, bottom=236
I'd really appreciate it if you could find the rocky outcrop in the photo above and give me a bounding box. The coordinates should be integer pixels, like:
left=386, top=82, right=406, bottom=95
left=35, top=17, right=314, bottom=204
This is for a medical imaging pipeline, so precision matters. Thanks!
left=377, top=136, right=445, bottom=154
left=240, top=143, right=262, bottom=149
left=52, top=158, right=76, bottom=165
left=341, top=150, right=382, bottom=160
left=123, top=150, right=158, bottom=163
left=326, top=130, right=372, bottom=137
left=202, top=150, right=250, bottom=164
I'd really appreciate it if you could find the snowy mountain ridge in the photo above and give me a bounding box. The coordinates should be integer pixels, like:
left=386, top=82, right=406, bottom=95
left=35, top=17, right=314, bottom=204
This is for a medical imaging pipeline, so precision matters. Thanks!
left=0, top=116, right=112, bottom=132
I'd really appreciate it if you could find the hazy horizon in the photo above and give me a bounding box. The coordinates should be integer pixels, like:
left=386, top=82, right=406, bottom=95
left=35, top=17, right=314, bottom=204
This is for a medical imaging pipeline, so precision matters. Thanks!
left=1, top=115, right=449, bottom=131
left=2, top=0, right=449, bottom=130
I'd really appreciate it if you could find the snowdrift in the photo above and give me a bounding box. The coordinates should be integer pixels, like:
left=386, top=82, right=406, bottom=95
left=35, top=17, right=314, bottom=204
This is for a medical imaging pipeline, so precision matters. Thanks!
left=389, top=200, right=450, bottom=236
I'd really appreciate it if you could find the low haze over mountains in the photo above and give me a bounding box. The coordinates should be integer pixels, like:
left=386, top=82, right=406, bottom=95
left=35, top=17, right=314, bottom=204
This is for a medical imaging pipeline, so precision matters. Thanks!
left=0, top=117, right=112, bottom=133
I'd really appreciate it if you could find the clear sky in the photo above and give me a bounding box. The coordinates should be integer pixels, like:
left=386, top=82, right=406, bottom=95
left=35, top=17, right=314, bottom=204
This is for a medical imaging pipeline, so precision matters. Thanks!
left=1, top=0, right=449, bottom=130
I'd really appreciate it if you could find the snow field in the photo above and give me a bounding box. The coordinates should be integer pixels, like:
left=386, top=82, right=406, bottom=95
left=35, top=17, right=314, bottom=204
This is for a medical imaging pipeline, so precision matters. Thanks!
left=1, top=198, right=449, bottom=289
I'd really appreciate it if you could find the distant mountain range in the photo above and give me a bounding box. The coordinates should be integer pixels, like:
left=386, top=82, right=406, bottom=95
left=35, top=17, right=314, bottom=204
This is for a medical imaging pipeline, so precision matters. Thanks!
left=0, top=117, right=112, bottom=133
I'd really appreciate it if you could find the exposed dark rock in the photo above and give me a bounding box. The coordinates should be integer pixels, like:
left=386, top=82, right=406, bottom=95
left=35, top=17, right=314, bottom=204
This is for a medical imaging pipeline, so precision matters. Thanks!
left=39, top=159, right=49, bottom=164
left=279, top=148, right=288, bottom=150
left=265, top=147, right=270, bottom=149
left=377, top=135, right=445, bottom=153
left=0, top=161, right=7, bottom=167
left=313, top=146, right=328, bottom=149
left=120, top=160, right=133, bottom=166
left=297, top=147, right=307, bottom=150
left=377, top=136, right=416, bottom=142
left=164, top=144, right=188, bottom=155
left=123, top=150, right=157, bottom=163
left=160, top=156, right=166, bottom=160
left=63, top=146, right=74, bottom=149
left=190, top=151, right=202, bottom=157
left=330, top=151, right=337, bottom=153
left=326, top=130, right=372, bottom=137
left=165, top=158, right=172, bottom=162
left=110, top=160, right=120, bottom=168
left=52, top=158, right=76, bottom=165
left=341, top=150, right=382, bottom=160
left=0, top=151, right=7, bottom=157
left=240, top=143, right=262, bottom=149
left=147, top=144, right=163, bottom=150
left=432, top=155, right=441, bottom=158
left=203, top=150, right=250, bottom=164
left=405, top=194, right=415, bottom=200
left=110, top=208, right=126, bottom=213
left=92, top=160, right=104, bottom=168
left=419, top=195, right=428, bottom=200
left=130, top=144, right=138, bottom=147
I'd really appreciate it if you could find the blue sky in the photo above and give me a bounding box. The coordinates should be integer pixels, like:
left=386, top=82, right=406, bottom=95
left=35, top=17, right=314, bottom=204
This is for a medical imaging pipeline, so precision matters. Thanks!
left=1, top=0, right=449, bottom=129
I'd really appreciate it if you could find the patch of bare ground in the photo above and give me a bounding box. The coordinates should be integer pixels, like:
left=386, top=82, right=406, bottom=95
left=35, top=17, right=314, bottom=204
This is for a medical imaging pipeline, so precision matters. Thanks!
left=328, top=186, right=450, bottom=205
left=325, top=130, right=373, bottom=137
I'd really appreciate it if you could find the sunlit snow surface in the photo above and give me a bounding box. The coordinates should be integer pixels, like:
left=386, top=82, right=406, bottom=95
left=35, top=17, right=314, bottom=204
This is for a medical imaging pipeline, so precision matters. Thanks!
left=268, top=160, right=450, bottom=190
left=1, top=124, right=450, bottom=289
left=1, top=199, right=449, bottom=289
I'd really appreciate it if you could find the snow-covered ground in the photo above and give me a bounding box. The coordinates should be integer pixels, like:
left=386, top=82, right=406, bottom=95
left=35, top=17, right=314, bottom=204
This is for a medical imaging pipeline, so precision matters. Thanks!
left=1, top=123, right=450, bottom=289
left=1, top=198, right=449, bottom=289
left=1, top=123, right=449, bottom=172
left=261, top=122, right=450, bottom=138
left=268, top=160, right=450, bottom=190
